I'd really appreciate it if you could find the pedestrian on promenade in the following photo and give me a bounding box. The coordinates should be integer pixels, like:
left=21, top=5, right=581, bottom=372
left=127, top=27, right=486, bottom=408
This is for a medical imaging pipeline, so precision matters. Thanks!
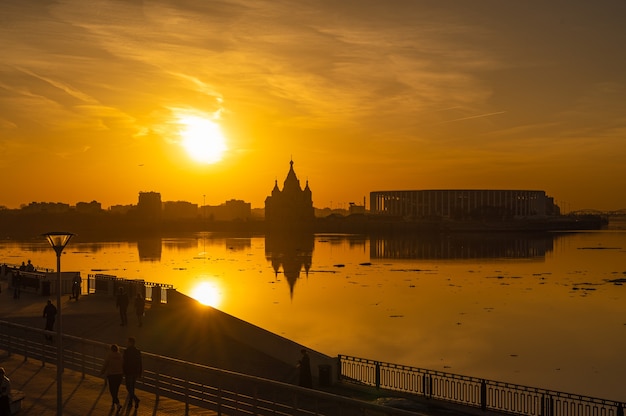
left=101, top=344, right=123, bottom=413
left=42, top=299, right=57, bottom=341
left=123, top=337, right=142, bottom=409
left=297, top=349, right=312, bottom=388
left=71, top=275, right=81, bottom=300
left=116, top=287, right=129, bottom=326
left=0, top=367, right=11, bottom=416
left=12, top=271, right=21, bottom=299
left=134, top=293, right=145, bottom=327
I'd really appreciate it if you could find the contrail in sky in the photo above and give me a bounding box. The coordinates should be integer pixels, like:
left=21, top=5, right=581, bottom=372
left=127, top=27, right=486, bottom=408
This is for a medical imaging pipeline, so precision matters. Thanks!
left=439, top=111, right=506, bottom=124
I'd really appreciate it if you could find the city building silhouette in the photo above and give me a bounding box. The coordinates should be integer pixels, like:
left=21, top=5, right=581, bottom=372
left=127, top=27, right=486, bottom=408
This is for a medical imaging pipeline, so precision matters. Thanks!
left=137, top=191, right=162, bottom=221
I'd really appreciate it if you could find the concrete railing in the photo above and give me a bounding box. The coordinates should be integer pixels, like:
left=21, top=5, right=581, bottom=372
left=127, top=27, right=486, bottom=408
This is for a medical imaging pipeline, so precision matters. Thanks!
left=86, top=273, right=173, bottom=304
left=2, top=269, right=81, bottom=297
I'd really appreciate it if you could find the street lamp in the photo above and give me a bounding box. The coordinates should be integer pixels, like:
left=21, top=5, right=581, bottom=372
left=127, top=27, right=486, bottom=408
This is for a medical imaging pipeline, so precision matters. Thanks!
left=43, top=231, right=74, bottom=416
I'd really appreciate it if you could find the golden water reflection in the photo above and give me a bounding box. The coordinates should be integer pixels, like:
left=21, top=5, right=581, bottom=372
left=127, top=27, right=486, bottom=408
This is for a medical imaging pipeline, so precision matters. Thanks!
left=2, top=228, right=626, bottom=401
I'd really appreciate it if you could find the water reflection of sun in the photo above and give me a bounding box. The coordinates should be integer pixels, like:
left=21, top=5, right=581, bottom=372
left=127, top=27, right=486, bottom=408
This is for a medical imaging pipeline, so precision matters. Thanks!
left=191, top=281, right=222, bottom=308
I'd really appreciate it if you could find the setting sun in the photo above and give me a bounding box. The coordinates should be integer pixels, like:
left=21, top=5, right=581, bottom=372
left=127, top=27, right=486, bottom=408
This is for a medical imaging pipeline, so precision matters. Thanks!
left=178, top=115, right=227, bottom=164
left=191, top=281, right=222, bottom=308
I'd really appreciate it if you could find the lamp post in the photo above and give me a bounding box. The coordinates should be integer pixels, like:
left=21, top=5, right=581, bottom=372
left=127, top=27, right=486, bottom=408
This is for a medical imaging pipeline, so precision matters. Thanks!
left=43, top=231, right=74, bottom=416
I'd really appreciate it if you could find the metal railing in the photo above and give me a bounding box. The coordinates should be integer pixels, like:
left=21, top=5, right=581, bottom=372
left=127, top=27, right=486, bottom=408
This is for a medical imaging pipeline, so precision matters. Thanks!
left=0, top=321, right=417, bottom=416
left=339, top=355, right=625, bottom=416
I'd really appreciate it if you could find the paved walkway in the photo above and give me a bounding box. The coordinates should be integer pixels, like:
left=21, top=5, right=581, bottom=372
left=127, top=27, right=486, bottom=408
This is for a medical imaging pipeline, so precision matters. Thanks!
left=0, top=279, right=503, bottom=416
left=0, top=279, right=303, bottom=415
left=1, top=351, right=216, bottom=415
left=0, top=282, right=314, bottom=382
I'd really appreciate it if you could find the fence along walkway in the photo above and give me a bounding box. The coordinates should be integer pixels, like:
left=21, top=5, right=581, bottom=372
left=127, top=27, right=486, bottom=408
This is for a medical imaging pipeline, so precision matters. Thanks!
left=339, top=355, right=625, bottom=416
left=0, top=321, right=420, bottom=416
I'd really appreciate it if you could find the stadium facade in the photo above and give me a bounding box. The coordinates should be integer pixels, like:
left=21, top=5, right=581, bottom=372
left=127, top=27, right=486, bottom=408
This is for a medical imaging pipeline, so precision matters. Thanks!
left=370, top=189, right=559, bottom=220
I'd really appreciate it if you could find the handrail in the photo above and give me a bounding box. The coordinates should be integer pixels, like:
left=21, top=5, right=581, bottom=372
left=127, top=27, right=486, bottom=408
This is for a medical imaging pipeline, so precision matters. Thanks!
left=339, top=355, right=625, bottom=416
left=0, top=321, right=418, bottom=416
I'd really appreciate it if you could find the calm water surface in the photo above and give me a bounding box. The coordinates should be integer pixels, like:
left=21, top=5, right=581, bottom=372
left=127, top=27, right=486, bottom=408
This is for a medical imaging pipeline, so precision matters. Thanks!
left=2, top=221, right=626, bottom=401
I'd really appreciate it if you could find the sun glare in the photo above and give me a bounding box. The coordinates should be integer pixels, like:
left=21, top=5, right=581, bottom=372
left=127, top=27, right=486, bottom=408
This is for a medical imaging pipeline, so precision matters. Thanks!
left=191, top=281, right=222, bottom=308
left=178, top=115, right=227, bottom=164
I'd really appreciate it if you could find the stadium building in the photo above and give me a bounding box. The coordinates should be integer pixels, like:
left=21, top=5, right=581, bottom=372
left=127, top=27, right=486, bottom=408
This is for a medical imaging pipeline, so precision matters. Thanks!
left=370, top=190, right=559, bottom=220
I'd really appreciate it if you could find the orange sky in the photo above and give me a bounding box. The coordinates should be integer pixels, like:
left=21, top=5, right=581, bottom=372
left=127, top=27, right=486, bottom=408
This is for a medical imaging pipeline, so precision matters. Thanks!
left=1, top=1, right=625, bottom=211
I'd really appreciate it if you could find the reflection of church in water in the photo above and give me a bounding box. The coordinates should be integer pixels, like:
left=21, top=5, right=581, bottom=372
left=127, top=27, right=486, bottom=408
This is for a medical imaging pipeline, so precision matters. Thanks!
left=264, top=160, right=314, bottom=297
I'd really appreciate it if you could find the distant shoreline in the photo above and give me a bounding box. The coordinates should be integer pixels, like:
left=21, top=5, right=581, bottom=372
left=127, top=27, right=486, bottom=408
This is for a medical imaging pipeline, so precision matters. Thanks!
left=0, top=210, right=610, bottom=240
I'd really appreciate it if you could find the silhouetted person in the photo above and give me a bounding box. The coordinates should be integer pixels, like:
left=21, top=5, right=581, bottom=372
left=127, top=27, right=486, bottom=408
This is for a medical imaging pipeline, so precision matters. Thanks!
left=134, top=293, right=145, bottom=327
left=25, top=259, right=34, bottom=272
left=71, top=275, right=81, bottom=300
left=298, top=349, right=312, bottom=388
left=116, top=287, right=129, bottom=326
left=123, top=337, right=142, bottom=409
left=101, top=344, right=123, bottom=413
left=18, top=262, right=26, bottom=272
left=42, top=299, right=57, bottom=341
left=0, top=367, right=11, bottom=416
left=12, top=271, right=20, bottom=299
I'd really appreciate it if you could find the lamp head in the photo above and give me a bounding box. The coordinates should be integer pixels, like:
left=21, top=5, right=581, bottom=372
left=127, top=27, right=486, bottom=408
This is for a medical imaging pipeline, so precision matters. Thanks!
left=43, top=232, right=74, bottom=255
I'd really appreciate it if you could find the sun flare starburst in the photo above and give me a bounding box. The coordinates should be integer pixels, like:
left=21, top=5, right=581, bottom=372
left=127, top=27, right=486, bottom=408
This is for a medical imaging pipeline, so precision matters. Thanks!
left=177, top=114, right=227, bottom=164
left=191, top=281, right=222, bottom=308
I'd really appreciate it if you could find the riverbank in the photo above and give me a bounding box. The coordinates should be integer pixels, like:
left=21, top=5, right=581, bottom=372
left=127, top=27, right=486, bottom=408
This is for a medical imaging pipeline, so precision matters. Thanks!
left=0, top=282, right=333, bottom=383
left=0, top=279, right=513, bottom=416
left=0, top=209, right=611, bottom=240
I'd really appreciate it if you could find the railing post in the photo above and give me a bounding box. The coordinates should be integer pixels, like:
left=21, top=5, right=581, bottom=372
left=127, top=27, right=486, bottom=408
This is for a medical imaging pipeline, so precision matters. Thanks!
left=548, top=396, right=554, bottom=416
left=184, top=375, right=189, bottom=416
left=81, top=342, right=86, bottom=378
left=617, top=402, right=624, bottom=416
left=480, top=379, right=487, bottom=411
left=252, top=384, right=258, bottom=415
left=542, top=394, right=553, bottom=416
left=375, top=361, right=381, bottom=389
left=217, top=386, right=222, bottom=416
left=337, top=356, right=342, bottom=382
left=6, top=324, right=12, bottom=357
left=155, top=357, right=160, bottom=402
left=429, top=375, right=433, bottom=398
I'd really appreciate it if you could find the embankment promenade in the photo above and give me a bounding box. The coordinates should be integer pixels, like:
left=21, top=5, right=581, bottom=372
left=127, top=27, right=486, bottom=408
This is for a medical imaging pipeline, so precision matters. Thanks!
left=0, top=279, right=497, bottom=416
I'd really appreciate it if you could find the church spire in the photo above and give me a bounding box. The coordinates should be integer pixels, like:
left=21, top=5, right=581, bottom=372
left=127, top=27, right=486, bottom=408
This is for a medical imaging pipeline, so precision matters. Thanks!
left=283, top=159, right=301, bottom=192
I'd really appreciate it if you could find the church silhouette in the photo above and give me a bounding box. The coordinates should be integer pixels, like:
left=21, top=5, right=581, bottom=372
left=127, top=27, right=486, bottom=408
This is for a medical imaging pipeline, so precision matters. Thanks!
left=264, top=160, right=314, bottom=230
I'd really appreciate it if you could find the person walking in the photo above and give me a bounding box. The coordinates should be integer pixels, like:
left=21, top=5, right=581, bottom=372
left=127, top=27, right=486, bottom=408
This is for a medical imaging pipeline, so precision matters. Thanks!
left=134, top=293, right=145, bottom=327
left=71, top=275, right=81, bottom=300
left=100, top=344, right=123, bottom=413
left=297, top=349, right=312, bottom=388
left=42, top=299, right=57, bottom=341
left=12, top=271, right=21, bottom=299
left=116, top=287, right=129, bottom=326
left=0, top=367, right=11, bottom=416
left=123, top=337, right=142, bottom=409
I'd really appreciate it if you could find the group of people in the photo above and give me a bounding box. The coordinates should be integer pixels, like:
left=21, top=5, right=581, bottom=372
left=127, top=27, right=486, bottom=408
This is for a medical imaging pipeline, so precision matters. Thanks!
left=38, top=287, right=146, bottom=412
left=116, top=287, right=146, bottom=327
left=1, top=260, right=35, bottom=300
left=40, top=286, right=147, bottom=344
left=100, top=337, right=143, bottom=412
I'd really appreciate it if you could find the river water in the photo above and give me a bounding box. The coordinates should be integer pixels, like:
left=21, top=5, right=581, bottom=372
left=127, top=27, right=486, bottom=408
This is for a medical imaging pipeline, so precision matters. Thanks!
left=1, top=219, right=626, bottom=401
